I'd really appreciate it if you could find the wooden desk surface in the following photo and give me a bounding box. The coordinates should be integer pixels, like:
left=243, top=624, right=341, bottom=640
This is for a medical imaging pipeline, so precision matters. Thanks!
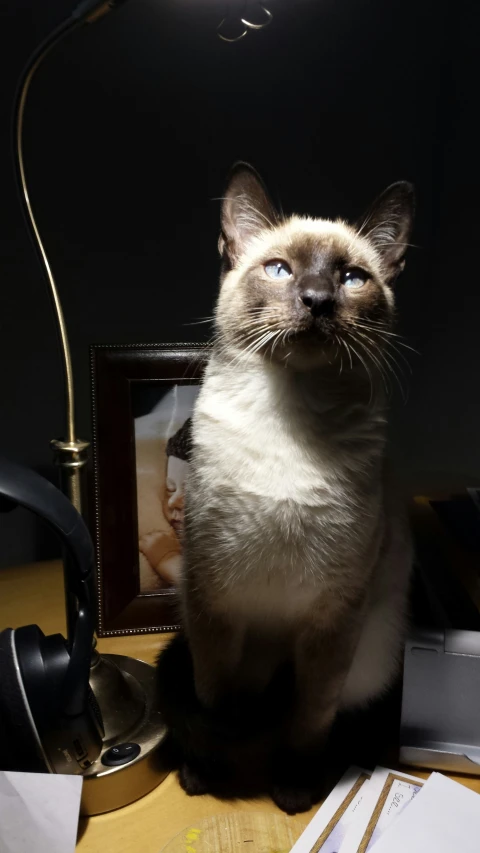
left=2, top=559, right=480, bottom=853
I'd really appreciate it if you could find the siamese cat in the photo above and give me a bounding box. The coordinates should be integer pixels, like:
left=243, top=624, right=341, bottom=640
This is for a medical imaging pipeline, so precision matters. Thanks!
left=160, top=164, right=414, bottom=814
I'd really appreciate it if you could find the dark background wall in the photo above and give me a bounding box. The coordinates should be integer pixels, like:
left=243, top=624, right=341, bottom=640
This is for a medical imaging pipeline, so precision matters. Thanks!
left=0, top=0, right=478, bottom=567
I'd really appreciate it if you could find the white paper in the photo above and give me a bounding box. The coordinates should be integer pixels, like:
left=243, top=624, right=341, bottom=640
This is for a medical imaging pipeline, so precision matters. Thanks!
left=339, top=766, right=424, bottom=853
left=372, top=772, right=480, bottom=853
left=289, top=766, right=371, bottom=853
left=0, top=771, right=83, bottom=853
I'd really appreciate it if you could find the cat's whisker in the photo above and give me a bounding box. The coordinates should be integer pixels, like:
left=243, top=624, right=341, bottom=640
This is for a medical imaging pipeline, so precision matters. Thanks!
left=348, top=320, right=420, bottom=354
left=351, top=332, right=391, bottom=395
left=367, top=331, right=420, bottom=356
left=380, top=339, right=413, bottom=374
left=243, top=313, right=280, bottom=324
left=349, top=331, right=391, bottom=397
left=382, top=337, right=419, bottom=355
left=347, top=324, right=405, bottom=380
left=352, top=323, right=401, bottom=342
left=350, top=319, right=398, bottom=343
left=242, top=321, right=282, bottom=336
left=365, top=341, right=407, bottom=392
left=347, top=318, right=391, bottom=332
left=246, top=307, right=282, bottom=316
left=344, top=337, right=374, bottom=405
left=245, top=330, right=277, bottom=357
left=184, top=317, right=216, bottom=327
left=333, top=334, right=344, bottom=376
left=280, top=330, right=294, bottom=365
left=269, top=329, right=285, bottom=361
left=241, top=313, right=285, bottom=334
left=378, top=347, right=409, bottom=403
left=251, top=332, right=277, bottom=358
left=239, top=318, right=285, bottom=341
left=374, top=241, right=419, bottom=250
left=244, top=314, right=278, bottom=323
left=339, top=336, right=353, bottom=371
left=354, top=330, right=408, bottom=403
left=228, top=323, right=284, bottom=369
left=348, top=317, right=398, bottom=334
left=241, top=324, right=278, bottom=342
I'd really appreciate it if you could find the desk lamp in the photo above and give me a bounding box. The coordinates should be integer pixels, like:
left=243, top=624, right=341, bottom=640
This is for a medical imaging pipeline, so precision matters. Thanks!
left=12, top=0, right=273, bottom=816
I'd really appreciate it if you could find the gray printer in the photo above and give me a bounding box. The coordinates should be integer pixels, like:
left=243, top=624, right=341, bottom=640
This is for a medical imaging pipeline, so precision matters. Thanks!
left=399, top=490, right=480, bottom=775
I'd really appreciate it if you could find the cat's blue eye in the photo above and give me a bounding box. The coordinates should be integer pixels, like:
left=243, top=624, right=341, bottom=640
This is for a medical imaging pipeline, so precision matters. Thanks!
left=340, top=267, right=369, bottom=289
left=264, top=260, right=292, bottom=280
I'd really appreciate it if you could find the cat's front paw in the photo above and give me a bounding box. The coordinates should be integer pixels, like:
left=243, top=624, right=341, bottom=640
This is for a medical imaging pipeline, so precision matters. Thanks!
left=270, top=747, right=328, bottom=814
left=271, top=781, right=319, bottom=815
left=179, top=762, right=210, bottom=797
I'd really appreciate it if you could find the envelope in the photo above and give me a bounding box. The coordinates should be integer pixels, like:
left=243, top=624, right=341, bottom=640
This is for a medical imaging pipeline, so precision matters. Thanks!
left=371, top=772, right=480, bottom=853
left=0, top=771, right=83, bottom=853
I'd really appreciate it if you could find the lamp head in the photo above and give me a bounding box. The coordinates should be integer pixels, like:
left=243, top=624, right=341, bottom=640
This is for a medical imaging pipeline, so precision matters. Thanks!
left=73, top=0, right=131, bottom=25
left=74, top=0, right=273, bottom=40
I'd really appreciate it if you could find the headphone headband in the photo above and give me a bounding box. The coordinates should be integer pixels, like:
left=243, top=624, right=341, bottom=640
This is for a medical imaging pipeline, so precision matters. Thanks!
left=0, top=456, right=93, bottom=584
left=0, top=456, right=95, bottom=718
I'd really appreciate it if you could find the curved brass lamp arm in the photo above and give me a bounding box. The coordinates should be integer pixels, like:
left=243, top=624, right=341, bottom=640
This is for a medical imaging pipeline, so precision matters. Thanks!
left=14, top=17, right=82, bottom=448
left=13, top=2, right=129, bottom=503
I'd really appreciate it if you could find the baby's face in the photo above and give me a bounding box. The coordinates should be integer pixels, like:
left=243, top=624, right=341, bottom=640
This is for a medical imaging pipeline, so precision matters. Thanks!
left=165, top=455, right=188, bottom=535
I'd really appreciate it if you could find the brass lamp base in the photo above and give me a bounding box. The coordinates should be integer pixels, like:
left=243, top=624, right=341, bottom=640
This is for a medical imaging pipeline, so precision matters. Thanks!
left=81, top=653, right=169, bottom=816
left=48, top=441, right=169, bottom=814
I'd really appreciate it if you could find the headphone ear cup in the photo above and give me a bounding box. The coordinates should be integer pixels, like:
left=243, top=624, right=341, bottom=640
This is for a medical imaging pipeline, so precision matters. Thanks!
left=0, top=628, right=50, bottom=772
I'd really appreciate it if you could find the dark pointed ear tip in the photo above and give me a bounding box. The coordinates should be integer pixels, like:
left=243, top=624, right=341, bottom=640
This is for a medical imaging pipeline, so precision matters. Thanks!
left=229, top=160, right=257, bottom=173
left=225, top=161, right=264, bottom=185
left=387, top=180, right=416, bottom=205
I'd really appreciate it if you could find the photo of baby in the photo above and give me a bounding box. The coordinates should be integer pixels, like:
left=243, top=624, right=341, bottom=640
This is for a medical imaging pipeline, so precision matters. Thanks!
left=133, top=383, right=200, bottom=593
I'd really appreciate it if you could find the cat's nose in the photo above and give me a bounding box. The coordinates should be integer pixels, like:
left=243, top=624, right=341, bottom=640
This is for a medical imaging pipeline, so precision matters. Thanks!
left=300, top=289, right=335, bottom=318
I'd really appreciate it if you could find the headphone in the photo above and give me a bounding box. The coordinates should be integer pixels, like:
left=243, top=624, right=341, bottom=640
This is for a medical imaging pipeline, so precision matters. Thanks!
left=0, top=456, right=104, bottom=774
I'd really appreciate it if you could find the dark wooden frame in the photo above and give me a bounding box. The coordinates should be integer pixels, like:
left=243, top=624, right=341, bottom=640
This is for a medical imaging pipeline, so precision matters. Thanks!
left=90, top=343, right=210, bottom=636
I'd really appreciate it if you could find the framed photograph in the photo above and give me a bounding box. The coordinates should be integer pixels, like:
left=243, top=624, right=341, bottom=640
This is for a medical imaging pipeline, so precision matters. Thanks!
left=90, top=343, right=210, bottom=636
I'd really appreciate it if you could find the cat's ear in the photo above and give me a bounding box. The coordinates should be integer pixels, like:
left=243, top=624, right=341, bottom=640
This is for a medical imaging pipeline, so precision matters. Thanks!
left=356, top=182, right=415, bottom=284
left=219, top=163, right=279, bottom=267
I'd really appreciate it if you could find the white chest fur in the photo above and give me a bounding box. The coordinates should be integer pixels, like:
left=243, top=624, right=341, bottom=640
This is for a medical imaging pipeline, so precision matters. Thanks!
left=188, top=357, right=386, bottom=620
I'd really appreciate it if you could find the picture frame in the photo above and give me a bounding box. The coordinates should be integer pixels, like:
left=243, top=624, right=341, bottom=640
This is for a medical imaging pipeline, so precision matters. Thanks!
left=90, top=343, right=211, bottom=636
